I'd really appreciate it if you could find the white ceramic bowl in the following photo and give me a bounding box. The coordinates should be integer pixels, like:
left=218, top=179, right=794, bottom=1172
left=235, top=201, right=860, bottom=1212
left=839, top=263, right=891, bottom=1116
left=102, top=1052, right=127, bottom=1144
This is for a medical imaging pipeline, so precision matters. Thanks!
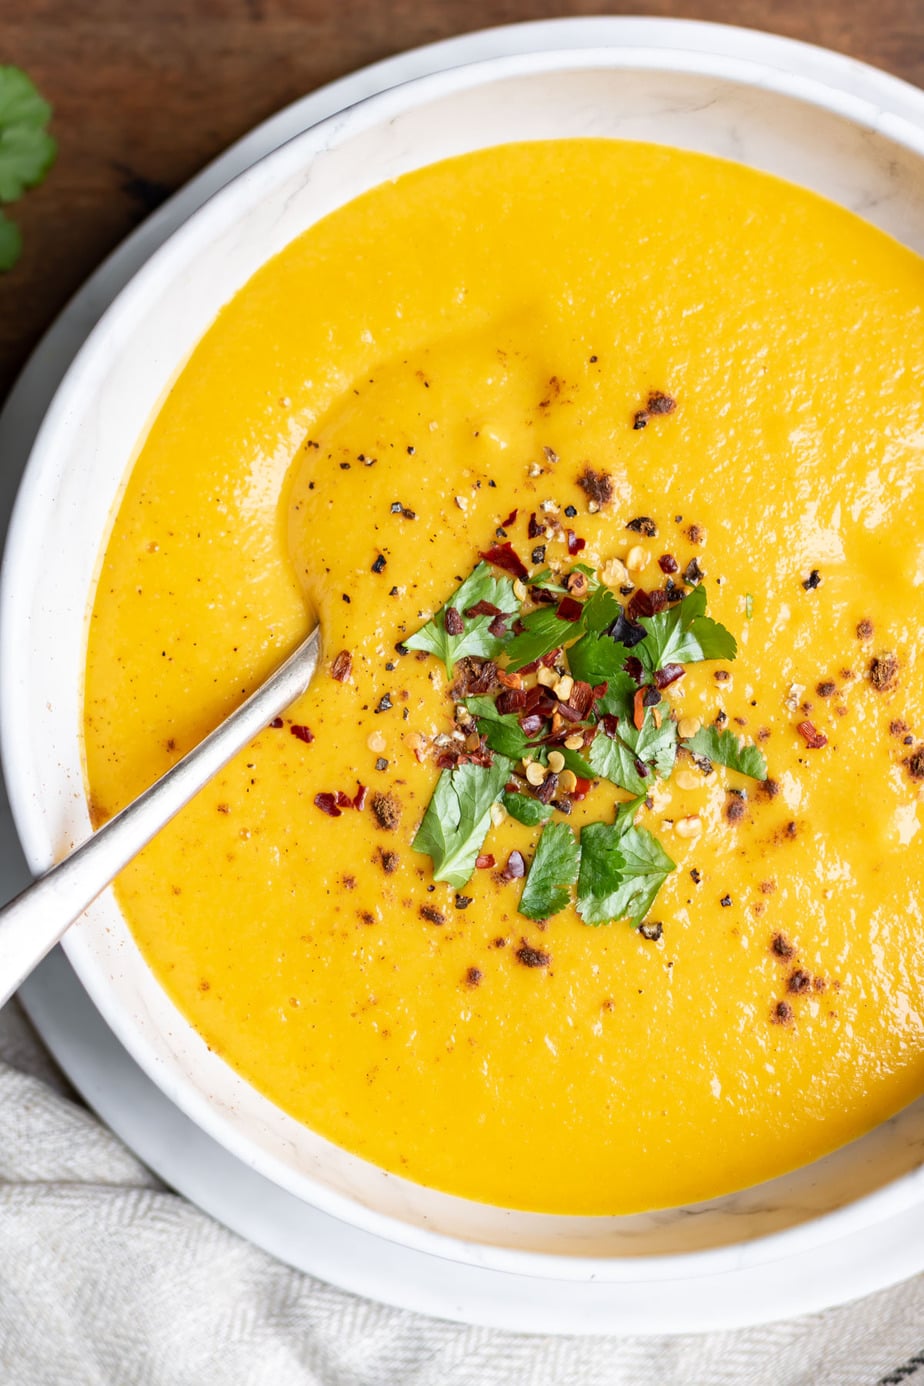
left=4, top=39, right=924, bottom=1287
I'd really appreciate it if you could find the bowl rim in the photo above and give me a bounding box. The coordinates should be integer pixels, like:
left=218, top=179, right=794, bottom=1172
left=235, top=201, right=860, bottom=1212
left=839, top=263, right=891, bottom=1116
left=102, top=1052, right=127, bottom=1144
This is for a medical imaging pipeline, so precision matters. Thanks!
left=4, top=29, right=924, bottom=1283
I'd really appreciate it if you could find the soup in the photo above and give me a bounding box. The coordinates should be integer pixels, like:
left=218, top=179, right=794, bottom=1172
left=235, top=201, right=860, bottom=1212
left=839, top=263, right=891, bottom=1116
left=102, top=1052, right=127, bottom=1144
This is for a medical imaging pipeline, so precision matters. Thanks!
left=83, top=141, right=924, bottom=1215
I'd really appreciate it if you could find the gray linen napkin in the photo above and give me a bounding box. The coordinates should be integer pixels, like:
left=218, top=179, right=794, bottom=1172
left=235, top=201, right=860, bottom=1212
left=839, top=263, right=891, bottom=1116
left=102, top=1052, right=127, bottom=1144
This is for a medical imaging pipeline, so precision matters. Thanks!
left=0, top=996, right=921, bottom=1386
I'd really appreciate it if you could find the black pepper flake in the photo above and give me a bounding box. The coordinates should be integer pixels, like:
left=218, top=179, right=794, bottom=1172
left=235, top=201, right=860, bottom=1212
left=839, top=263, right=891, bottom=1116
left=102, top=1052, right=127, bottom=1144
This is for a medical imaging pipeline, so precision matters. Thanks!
left=406, top=445, right=415, bottom=455
left=516, top=942, right=550, bottom=968
left=394, top=641, right=408, bottom=655
left=788, top=968, right=812, bottom=994
left=371, top=553, right=386, bottom=574
left=531, top=545, right=546, bottom=564
left=389, top=586, right=398, bottom=596
left=455, top=894, right=472, bottom=910
left=802, top=569, right=822, bottom=591
left=720, top=894, right=732, bottom=907
left=690, top=868, right=702, bottom=884
left=772, top=1000, right=794, bottom=1025
left=385, top=661, right=396, bottom=672
left=639, top=921, right=663, bottom=941
left=374, top=694, right=393, bottom=713
left=564, top=505, right=577, bottom=518
left=390, top=501, right=403, bottom=513
left=465, top=966, right=483, bottom=987
left=339, top=462, right=351, bottom=470
left=342, top=594, right=351, bottom=604
left=374, top=757, right=388, bottom=771
left=626, top=516, right=658, bottom=537
left=420, top=905, right=445, bottom=925
left=684, top=557, right=704, bottom=585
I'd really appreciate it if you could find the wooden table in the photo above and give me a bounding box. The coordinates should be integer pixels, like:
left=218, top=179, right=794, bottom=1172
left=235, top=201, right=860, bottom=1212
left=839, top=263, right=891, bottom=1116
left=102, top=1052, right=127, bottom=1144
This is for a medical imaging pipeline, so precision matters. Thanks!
left=2, top=0, right=922, bottom=402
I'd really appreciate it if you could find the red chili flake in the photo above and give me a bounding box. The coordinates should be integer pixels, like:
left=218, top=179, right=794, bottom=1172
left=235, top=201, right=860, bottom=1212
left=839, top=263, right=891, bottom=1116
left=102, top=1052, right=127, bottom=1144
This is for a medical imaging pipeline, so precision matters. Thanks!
left=658, top=554, right=678, bottom=574
left=352, top=783, right=368, bottom=810
left=568, top=681, right=595, bottom=718
left=496, top=687, right=527, bottom=715
left=797, top=720, right=828, bottom=749
left=528, top=512, right=544, bottom=539
left=290, top=724, right=314, bottom=744
left=269, top=717, right=284, bottom=729
left=500, top=850, right=526, bottom=881
left=565, top=529, right=586, bottom=556
left=601, top=714, right=620, bottom=737
left=520, top=712, right=545, bottom=737
left=487, top=613, right=508, bottom=638
left=444, top=607, right=464, bottom=636
left=627, top=589, right=655, bottom=622
left=497, top=508, right=517, bottom=529
left=555, top=703, right=583, bottom=724
left=624, top=656, right=644, bottom=683
left=632, top=687, right=648, bottom=731
left=480, top=543, right=529, bottom=580
left=335, top=791, right=353, bottom=809
left=496, top=669, right=521, bottom=690
left=572, top=777, right=591, bottom=800
left=464, top=600, right=501, bottom=618
left=331, top=650, right=352, bottom=682
left=648, top=590, right=670, bottom=614
left=556, top=595, right=583, bottom=623
left=314, top=792, right=341, bottom=817
left=516, top=657, right=542, bottom=676
left=475, top=854, right=495, bottom=870
left=540, top=649, right=562, bottom=667
left=535, top=772, right=559, bottom=805
left=647, top=392, right=676, bottom=416
left=653, top=663, right=685, bottom=690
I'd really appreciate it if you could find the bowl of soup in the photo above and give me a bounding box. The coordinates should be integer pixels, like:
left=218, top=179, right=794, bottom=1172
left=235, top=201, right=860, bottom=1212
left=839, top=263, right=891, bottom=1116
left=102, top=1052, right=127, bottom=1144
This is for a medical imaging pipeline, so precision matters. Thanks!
left=3, top=40, right=924, bottom=1288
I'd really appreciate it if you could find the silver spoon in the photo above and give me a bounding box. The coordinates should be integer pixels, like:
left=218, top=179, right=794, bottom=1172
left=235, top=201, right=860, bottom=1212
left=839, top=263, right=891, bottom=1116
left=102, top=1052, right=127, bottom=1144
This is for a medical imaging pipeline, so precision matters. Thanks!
left=0, top=626, right=320, bottom=1010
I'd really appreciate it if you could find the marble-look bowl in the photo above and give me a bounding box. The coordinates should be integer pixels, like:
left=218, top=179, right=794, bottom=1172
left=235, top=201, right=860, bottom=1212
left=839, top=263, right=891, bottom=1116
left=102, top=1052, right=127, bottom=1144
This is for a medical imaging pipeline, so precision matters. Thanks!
left=4, top=40, right=924, bottom=1285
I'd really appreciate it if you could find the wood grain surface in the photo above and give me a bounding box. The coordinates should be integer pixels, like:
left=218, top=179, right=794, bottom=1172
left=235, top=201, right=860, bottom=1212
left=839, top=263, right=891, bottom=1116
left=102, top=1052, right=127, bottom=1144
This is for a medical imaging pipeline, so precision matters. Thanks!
left=2, top=0, right=923, bottom=402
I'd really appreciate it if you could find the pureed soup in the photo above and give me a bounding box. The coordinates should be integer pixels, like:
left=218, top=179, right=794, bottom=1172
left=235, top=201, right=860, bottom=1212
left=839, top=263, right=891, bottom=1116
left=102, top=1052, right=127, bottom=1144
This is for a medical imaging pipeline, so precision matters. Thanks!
left=84, top=141, right=924, bottom=1215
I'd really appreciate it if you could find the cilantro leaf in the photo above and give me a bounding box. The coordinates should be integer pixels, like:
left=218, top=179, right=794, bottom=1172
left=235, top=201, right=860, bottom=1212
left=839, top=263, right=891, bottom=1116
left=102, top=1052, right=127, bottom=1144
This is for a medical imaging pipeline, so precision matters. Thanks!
left=465, top=695, right=530, bottom=760
left=588, top=705, right=678, bottom=795
left=580, top=583, right=622, bottom=635
left=593, top=671, right=638, bottom=719
left=412, top=755, right=511, bottom=889
left=560, top=744, right=595, bottom=779
left=614, top=794, right=646, bottom=832
left=566, top=630, right=634, bottom=693
left=504, top=606, right=577, bottom=672
left=404, top=562, right=518, bottom=673
left=0, top=67, right=56, bottom=272
left=529, top=563, right=598, bottom=595
left=577, top=824, right=675, bottom=928
left=0, top=67, right=56, bottom=204
left=519, top=822, right=580, bottom=920
left=683, top=725, right=768, bottom=781
left=502, top=790, right=553, bottom=826
left=637, top=585, right=736, bottom=674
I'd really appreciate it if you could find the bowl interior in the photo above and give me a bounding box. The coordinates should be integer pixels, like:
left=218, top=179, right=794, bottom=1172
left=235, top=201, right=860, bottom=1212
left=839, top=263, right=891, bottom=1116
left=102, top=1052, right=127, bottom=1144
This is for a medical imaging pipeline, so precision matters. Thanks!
left=4, top=46, right=924, bottom=1275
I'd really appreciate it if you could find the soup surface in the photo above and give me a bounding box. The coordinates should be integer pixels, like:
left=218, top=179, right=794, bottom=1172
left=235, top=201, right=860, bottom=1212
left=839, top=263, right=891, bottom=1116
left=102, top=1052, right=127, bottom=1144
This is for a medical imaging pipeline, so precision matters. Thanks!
left=84, top=141, right=924, bottom=1215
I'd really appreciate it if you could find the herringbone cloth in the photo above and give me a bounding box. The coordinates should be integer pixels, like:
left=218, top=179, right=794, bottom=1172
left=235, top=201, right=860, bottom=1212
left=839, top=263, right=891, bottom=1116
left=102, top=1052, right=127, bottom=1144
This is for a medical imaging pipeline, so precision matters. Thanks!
left=1, top=996, right=922, bottom=1385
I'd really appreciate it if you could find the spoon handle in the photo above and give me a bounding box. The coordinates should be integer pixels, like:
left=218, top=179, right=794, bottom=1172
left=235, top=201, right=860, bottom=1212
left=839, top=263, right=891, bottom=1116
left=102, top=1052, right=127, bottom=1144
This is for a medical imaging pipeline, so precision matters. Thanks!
left=0, top=627, right=320, bottom=1009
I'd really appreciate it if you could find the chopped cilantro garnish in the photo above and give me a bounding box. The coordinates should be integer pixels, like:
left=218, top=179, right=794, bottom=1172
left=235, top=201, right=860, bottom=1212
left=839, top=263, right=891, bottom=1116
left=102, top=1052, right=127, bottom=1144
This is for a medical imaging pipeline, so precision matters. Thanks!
left=404, top=562, right=518, bottom=673
left=588, top=704, right=677, bottom=796
left=0, top=67, right=56, bottom=272
left=518, top=821, right=581, bottom=921
left=502, top=791, right=553, bottom=826
left=683, top=725, right=768, bottom=781
left=405, top=535, right=764, bottom=942
left=411, top=755, right=511, bottom=888
left=504, top=606, right=576, bottom=671
left=464, top=695, right=532, bottom=760
left=637, top=585, right=736, bottom=674
left=577, top=823, right=675, bottom=928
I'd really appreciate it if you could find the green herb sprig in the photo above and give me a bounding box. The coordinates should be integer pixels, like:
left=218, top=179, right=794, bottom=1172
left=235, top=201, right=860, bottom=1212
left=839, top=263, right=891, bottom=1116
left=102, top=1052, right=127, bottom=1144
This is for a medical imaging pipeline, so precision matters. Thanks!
left=0, top=67, right=56, bottom=272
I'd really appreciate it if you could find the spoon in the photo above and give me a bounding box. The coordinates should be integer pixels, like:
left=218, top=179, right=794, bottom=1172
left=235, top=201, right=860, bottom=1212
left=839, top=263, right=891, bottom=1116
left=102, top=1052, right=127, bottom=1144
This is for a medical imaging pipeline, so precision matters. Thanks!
left=0, top=626, right=320, bottom=1010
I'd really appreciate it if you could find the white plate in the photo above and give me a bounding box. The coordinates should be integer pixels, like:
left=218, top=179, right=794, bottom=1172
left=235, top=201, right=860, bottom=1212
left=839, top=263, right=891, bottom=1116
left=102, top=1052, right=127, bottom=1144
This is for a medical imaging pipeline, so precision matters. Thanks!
left=3, top=17, right=924, bottom=1332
